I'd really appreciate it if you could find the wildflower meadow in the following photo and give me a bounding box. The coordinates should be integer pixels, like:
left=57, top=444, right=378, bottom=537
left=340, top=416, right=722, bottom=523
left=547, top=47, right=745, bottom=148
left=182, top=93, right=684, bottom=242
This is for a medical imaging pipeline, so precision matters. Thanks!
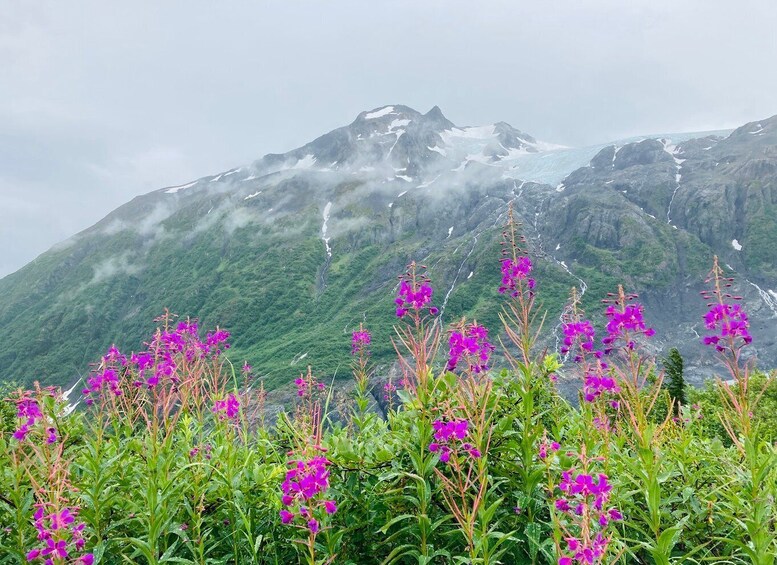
left=1, top=207, right=776, bottom=564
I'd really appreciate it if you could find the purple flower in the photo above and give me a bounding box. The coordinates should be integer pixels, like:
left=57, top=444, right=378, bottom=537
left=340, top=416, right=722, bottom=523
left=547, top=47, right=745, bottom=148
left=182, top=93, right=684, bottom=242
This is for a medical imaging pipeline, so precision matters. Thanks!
left=702, top=302, right=752, bottom=350
left=498, top=256, right=535, bottom=297
left=351, top=329, right=372, bottom=355
left=280, top=456, right=332, bottom=506
left=608, top=508, right=623, bottom=521
left=279, top=510, right=294, bottom=524
left=446, top=322, right=495, bottom=374
left=602, top=302, right=654, bottom=349
left=561, top=320, right=598, bottom=356
left=212, top=393, right=240, bottom=421
left=203, top=329, right=230, bottom=357
left=324, top=500, right=337, bottom=515
left=582, top=372, right=620, bottom=403
left=27, top=506, right=90, bottom=564
left=396, top=280, right=436, bottom=318
left=429, top=418, right=480, bottom=464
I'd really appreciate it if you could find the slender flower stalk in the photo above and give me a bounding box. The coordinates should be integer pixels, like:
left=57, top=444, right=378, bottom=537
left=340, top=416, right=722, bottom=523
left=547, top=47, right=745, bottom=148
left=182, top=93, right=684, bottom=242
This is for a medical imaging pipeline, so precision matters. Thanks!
left=498, top=203, right=544, bottom=366
left=701, top=256, right=760, bottom=444
left=350, top=324, right=373, bottom=428
left=391, top=262, right=441, bottom=395
left=701, top=257, right=776, bottom=564
left=282, top=366, right=336, bottom=564
left=548, top=446, right=622, bottom=565
left=599, top=286, right=666, bottom=438
left=431, top=375, right=497, bottom=562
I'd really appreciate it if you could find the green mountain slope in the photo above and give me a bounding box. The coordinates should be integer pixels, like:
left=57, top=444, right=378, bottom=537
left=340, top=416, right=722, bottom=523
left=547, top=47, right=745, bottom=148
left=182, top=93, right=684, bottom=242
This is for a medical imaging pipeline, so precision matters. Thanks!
left=2, top=106, right=776, bottom=389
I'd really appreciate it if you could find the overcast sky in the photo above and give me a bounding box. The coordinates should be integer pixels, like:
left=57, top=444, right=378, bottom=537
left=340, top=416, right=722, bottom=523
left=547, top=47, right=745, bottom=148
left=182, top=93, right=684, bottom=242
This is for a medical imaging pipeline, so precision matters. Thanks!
left=1, top=0, right=776, bottom=278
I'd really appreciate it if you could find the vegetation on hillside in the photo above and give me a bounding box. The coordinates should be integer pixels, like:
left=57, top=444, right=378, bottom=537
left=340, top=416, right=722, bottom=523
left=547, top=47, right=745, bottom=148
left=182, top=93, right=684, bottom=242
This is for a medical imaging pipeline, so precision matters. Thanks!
left=1, top=212, right=775, bottom=564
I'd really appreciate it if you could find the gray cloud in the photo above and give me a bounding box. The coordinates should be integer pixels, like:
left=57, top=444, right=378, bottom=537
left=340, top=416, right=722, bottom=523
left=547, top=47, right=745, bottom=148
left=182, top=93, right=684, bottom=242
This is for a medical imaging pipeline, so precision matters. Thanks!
left=1, top=0, right=776, bottom=277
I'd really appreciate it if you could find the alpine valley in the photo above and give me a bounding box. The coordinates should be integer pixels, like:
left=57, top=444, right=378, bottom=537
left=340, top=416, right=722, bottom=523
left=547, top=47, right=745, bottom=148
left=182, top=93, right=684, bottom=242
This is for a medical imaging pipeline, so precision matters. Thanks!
left=2, top=105, right=776, bottom=391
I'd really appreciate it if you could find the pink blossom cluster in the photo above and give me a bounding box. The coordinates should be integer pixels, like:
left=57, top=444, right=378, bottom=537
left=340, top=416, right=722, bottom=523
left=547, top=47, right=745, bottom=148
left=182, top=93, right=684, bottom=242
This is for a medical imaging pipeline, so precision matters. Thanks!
left=702, top=303, right=752, bottom=351
left=560, top=321, right=597, bottom=357
left=446, top=323, right=495, bottom=374
left=12, top=399, right=44, bottom=442
left=538, top=439, right=561, bottom=460
left=602, top=303, right=655, bottom=353
left=212, top=393, right=240, bottom=421
left=189, top=444, right=212, bottom=460
left=295, top=376, right=325, bottom=397
left=82, top=319, right=231, bottom=404
left=554, top=469, right=622, bottom=564
left=428, top=419, right=481, bottom=463
left=382, top=377, right=409, bottom=401
left=498, top=256, right=535, bottom=297
left=26, top=505, right=93, bottom=564
left=582, top=372, right=619, bottom=403
left=279, top=456, right=337, bottom=533
left=395, top=280, right=438, bottom=318
left=383, top=380, right=397, bottom=400
left=351, top=329, right=371, bottom=356
left=558, top=535, right=610, bottom=565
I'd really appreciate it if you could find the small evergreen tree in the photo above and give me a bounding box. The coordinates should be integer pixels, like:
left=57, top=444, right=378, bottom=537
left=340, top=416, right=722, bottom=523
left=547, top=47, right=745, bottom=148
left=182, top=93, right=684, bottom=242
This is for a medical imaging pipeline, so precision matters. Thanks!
left=663, top=347, right=686, bottom=414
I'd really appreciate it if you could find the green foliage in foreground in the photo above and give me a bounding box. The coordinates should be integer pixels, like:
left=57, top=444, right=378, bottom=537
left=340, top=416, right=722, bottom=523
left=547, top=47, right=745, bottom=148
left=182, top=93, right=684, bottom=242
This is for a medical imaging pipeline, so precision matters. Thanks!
left=1, top=327, right=776, bottom=564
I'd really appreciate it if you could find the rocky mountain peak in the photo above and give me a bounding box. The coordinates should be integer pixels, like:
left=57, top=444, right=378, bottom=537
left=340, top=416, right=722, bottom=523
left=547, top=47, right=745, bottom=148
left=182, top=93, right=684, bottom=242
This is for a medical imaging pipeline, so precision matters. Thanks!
left=2, top=109, right=777, bottom=390
left=244, top=104, right=554, bottom=182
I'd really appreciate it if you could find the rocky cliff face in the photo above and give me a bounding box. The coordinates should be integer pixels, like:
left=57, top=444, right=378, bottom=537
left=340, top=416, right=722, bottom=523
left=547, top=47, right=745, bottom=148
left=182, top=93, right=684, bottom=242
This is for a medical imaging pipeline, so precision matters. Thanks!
left=1, top=106, right=775, bottom=389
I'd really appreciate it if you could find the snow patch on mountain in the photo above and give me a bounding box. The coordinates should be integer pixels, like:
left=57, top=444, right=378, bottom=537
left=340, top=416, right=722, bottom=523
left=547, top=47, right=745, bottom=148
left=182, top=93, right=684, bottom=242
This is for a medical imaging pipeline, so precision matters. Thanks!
left=165, top=180, right=198, bottom=194
left=285, top=154, right=317, bottom=170
left=364, top=106, right=396, bottom=119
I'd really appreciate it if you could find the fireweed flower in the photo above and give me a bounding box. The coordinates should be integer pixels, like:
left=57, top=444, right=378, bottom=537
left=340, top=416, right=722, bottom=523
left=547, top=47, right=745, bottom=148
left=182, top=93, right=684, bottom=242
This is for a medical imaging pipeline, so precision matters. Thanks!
left=538, top=438, right=562, bottom=460
left=395, top=263, right=439, bottom=318
left=13, top=398, right=44, bottom=442
left=212, top=393, right=240, bottom=421
left=702, top=303, right=752, bottom=351
left=582, top=372, right=619, bottom=403
left=205, top=329, right=231, bottom=355
left=82, top=318, right=233, bottom=404
left=295, top=375, right=325, bottom=398
left=561, top=321, right=597, bottom=356
left=45, top=427, right=58, bottom=444
left=351, top=329, right=371, bottom=355
left=26, top=505, right=93, bottom=564
left=498, top=256, right=535, bottom=297
left=553, top=463, right=622, bottom=565
left=428, top=418, right=481, bottom=464
left=395, top=280, right=438, bottom=318
left=446, top=322, right=495, bottom=374
left=601, top=298, right=655, bottom=354
left=279, top=456, right=337, bottom=533
left=188, top=444, right=212, bottom=460
left=700, top=258, right=752, bottom=354
left=383, top=380, right=397, bottom=400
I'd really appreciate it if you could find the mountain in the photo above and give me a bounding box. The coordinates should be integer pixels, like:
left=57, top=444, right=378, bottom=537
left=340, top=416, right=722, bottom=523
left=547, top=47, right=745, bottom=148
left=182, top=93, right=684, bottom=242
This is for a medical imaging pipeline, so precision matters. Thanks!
left=1, top=106, right=776, bottom=389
